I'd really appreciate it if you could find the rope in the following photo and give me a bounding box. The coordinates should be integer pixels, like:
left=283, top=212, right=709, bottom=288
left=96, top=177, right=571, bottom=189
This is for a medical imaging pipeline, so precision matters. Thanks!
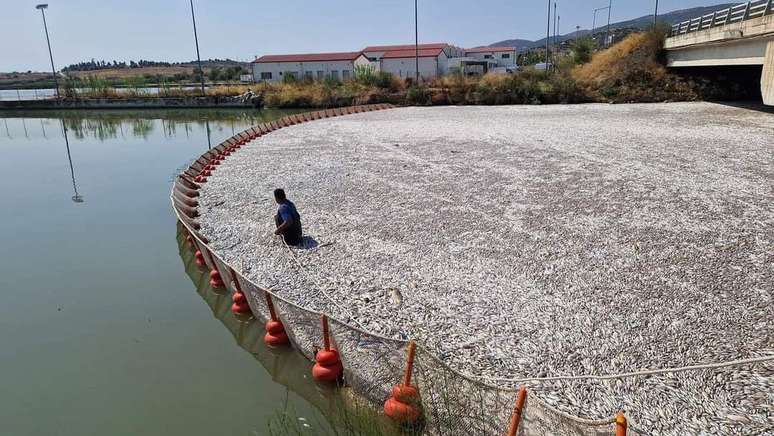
left=473, top=354, right=774, bottom=384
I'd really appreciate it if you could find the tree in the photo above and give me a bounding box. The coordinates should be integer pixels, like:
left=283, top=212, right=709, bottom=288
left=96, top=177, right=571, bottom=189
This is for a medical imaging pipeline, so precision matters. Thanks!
left=208, top=67, right=221, bottom=82
left=571, top=37, right=596, bottom=65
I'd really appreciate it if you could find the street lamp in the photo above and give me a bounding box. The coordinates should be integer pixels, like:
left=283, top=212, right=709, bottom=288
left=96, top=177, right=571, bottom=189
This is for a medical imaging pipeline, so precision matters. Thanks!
left=605, top=0, right=613, bottom=47
left=189, top=0, right=206, bottom=96
left=414, top=0, right=419, bottom=83
left=35, top=4, right=59, bottom=98
left=545, top=0, right=551, bottom=72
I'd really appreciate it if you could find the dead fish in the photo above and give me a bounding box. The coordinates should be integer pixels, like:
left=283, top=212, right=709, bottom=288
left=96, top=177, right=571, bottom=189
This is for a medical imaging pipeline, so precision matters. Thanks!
left=388, top=288, right=403, bottom=306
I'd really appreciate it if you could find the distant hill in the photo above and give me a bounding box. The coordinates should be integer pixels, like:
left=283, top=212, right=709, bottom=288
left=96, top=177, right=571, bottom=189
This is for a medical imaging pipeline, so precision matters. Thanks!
left=490, top=2, right=737, bottom=50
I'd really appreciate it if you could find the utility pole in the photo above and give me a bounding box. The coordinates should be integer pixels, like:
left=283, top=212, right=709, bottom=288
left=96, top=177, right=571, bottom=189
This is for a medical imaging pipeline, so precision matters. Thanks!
left=552, top=3, right=557, bottom=68
left=605, top=0, right=612, bottom=47
left=414, top=0, right=419, bottom=83
left=35, top=4, right=59, bottom=98
left=654, top=0, right=659, bottom=27
left=545, top=0, right=551, bottom=72
left=189, top=0, right=206, bottom=96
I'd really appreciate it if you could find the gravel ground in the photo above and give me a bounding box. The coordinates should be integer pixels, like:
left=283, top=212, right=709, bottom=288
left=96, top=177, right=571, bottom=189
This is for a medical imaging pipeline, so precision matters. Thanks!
left=196, top=103, right=773, bottom=435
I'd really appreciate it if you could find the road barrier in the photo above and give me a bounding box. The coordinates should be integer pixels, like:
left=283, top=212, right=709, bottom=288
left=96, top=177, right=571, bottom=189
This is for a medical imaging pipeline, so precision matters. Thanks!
left=170, top=103, right=647, bottom=435
left=670, top=0, right=774, bottom=36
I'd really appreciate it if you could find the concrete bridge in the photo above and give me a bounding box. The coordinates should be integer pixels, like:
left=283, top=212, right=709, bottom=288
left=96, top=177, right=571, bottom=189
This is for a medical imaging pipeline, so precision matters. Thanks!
left=665, top=1, right=774, bottom=105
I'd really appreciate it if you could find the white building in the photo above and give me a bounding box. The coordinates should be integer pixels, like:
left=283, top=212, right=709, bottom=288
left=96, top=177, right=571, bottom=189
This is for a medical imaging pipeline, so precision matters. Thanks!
left=362, top=43, right=464, bottom=80
left=464, top=47, right=517, bottom=69
left=251, top=52, right=371, bottom=83
left=250, top=43, right=514, bottom=82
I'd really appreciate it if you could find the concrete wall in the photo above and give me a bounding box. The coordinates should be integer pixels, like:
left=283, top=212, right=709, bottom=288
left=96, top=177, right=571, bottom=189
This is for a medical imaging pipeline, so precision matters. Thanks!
left=252, top=60, right=356, bottom=82
left=763, top=41, right=774, bottom=105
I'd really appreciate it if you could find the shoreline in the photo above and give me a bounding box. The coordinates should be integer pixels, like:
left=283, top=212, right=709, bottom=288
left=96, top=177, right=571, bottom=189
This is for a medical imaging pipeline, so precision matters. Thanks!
left=0, top=96, right=259, bottom=110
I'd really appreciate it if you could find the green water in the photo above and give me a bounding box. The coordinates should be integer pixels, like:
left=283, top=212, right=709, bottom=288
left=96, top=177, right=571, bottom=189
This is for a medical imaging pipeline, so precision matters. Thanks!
left=0, top=109, right=344, bottom=436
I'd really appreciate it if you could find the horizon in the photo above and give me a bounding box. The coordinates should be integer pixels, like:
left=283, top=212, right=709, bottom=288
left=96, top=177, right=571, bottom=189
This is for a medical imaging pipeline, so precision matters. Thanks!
left=1, top=0, right=733, bottom=72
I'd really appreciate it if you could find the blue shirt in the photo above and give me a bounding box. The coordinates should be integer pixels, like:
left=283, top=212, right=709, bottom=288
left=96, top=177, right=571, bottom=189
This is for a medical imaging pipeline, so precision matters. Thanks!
left=278, top=200, right=299, bottom=224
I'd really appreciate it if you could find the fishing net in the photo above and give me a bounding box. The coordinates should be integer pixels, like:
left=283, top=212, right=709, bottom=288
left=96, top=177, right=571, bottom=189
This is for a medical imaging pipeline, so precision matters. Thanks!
left=170, top=106, right=653, bottom=435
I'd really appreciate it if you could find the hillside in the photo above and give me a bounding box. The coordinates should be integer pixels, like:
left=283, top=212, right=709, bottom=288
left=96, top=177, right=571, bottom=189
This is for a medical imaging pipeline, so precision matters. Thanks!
left=490, top=2, right=736, bottom=50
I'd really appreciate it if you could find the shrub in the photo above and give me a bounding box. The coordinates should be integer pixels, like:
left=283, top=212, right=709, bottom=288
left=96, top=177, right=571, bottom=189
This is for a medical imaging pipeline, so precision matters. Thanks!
left=570, top=36, right=595, bottom=65
left=406, top=85, right=431, bottom=105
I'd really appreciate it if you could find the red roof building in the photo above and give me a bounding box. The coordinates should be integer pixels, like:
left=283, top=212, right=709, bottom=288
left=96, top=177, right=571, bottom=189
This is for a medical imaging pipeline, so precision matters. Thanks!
left=464, top=46, right=517, bottom=54
left=253, top=51, right=364, bottom=63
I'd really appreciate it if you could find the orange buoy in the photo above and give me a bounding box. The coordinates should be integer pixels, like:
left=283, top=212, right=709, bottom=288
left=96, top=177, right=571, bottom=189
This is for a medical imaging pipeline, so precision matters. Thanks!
left=231, top=291, right=251, bottom=314
left=384, top=341, right=421, bottom=424
left=209, top=269, right=225, bottom=288
left=194, top=250, right=206, bottom=266
left=616, top=412, right=628, bottom=436
left=312, top=315, right=343, bottom=382
left=263, top=294, right=289, bottom=346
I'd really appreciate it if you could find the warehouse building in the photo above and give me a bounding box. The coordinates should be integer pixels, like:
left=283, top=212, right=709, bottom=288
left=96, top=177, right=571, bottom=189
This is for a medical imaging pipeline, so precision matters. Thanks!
left=251, top=43, right=513, bottom=82
left=251, top=51, right=371, bottom=83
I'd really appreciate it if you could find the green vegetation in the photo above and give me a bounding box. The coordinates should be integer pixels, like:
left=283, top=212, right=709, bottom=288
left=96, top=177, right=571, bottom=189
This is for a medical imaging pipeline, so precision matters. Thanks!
left=25, top=29, right=736, bottom=107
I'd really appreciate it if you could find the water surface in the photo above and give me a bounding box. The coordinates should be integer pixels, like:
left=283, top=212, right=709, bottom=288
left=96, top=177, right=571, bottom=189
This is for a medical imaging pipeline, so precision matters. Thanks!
left=0, top=108, right=343, bottom=436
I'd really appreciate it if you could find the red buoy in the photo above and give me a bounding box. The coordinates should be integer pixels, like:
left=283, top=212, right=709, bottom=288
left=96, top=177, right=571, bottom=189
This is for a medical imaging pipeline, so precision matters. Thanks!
left=312, top=315, right=343, bottom=382
left=263, top=294, right=289, bottom=346
left=384, top=341, right=421, bottom=424
left=231, top=291, right=251, bottom=314
left=194, top=250, right=206, bottom=266
left=209, top=269, right=225, bottom=288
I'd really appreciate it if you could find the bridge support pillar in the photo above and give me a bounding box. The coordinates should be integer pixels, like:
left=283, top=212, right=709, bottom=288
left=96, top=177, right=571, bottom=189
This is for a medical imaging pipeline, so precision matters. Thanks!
left=763, top=41, right=774, bottom=106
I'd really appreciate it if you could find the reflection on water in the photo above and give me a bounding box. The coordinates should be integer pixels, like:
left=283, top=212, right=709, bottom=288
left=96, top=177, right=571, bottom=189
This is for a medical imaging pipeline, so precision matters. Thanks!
left=174, top=222, right=400, bottom=436
left=1, top=109, right=301, bottom=141
left=62, top=121, right=84, bottom=203
left=0, top=107, right=332, bottom=436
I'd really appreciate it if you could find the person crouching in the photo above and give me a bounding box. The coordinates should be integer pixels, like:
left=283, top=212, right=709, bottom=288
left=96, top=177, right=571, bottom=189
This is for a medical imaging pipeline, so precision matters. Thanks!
left=273, top=188, right=303, bottom=246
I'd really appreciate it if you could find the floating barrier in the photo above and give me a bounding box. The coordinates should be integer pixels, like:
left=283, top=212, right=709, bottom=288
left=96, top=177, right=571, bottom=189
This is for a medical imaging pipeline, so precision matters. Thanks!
left=263, top=293, right=289, bottom=346
left=312, top=315, right=343, bottom=382
left=170, top=104, right=664, bottom=436
left=384, top=340, right=421, bottom=424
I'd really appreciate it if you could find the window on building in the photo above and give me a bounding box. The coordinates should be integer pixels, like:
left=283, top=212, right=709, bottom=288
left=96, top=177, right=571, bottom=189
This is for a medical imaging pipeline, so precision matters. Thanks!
left=330, top=70, right=338, bottom=79
left=342, top=70, right=351, bottom=80
left=501, top=53, right=511, bottom=59
left=289, top=71, right=299, bottom=79
left=260, top=72, right=272, bottom=80
left=316, top=71, right=325, bottom=79
left=484, top=54, right=493, bottom=59
left=304, top=71, right=314, bottom=80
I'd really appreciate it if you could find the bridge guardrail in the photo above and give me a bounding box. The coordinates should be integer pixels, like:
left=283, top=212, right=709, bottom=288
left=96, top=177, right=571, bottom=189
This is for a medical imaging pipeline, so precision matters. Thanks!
left=670, top=0, right=773, bottom=36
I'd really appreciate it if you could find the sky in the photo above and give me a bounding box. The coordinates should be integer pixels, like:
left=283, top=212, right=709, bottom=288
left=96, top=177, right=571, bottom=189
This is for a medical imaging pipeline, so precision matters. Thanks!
left=0, top=0, right=731, bottom=72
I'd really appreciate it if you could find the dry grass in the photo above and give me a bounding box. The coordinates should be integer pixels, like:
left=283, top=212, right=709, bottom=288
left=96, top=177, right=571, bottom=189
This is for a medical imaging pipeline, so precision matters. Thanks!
left=572, top=30, right=698, bottom=103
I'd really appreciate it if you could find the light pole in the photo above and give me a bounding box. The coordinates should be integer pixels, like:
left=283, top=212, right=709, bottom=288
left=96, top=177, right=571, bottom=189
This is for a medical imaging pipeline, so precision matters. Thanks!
left=605, top=0, right=612, bottom=47
left=35, top=4, right=59, bottom=98
left=189, top=0, right=206, bottom=96
left=414, top=0, right=419, bottom=83
left=545, top=0, right=551, bottom=72
left=553, top=3, right=557, bottom=68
